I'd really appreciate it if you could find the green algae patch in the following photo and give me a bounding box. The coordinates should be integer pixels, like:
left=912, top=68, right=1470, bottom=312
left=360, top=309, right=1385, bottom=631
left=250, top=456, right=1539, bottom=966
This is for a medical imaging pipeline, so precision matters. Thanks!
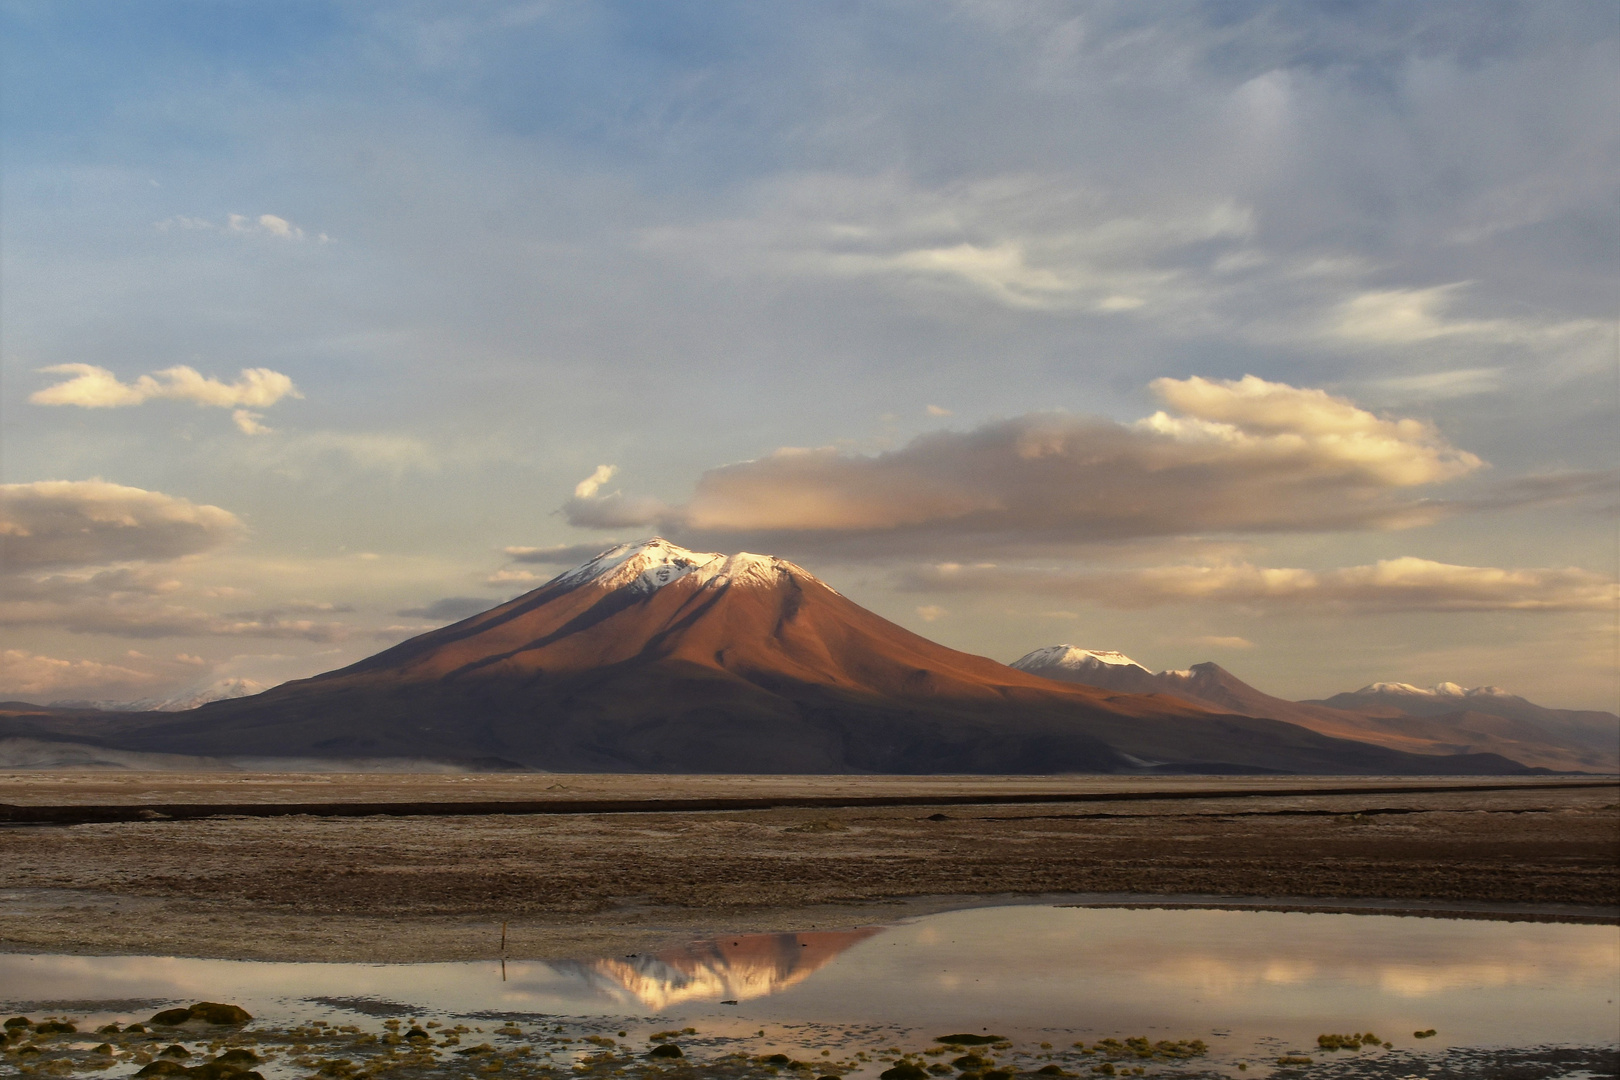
left=879, top=1065, right=928, bottom=1080
left=151, top=1003, right=253, bottom=1027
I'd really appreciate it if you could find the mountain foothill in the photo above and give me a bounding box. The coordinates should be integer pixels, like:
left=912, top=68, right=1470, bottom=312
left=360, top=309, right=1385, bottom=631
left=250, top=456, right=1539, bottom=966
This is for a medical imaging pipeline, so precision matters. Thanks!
left=3, top=540, right=1612, bottom=775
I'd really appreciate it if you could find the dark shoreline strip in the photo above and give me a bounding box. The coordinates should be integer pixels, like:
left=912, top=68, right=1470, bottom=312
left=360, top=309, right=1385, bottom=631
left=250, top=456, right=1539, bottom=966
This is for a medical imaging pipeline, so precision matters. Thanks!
left=1, top=778, right=1613, bottom=825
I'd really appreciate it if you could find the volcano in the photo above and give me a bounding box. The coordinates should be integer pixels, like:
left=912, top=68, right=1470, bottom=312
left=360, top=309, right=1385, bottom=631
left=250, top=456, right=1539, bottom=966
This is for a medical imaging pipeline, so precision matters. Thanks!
left=0, top=540, right=1532, bottom=774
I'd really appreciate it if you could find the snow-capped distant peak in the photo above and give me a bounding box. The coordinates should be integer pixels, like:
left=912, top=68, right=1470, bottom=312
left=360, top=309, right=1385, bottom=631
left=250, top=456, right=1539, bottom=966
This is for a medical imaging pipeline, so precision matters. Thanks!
left=1361, top=681, right=1431, bottom=696
left=553, top=539, right=835, bottom=596
left=50, top=677, right=267, bottom=713
left=1356, top=680, right=1518, bottom=700
left=147, top=677, right=266, bottom=711
left=1011, top=645, right=1150, bottom=673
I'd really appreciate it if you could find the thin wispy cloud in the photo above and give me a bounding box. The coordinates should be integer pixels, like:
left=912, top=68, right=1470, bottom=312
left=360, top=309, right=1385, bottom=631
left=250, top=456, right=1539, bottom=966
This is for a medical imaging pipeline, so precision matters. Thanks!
left=156, top=213, right=329, bottom=242
left=905, top=558, right=1618, bottom=615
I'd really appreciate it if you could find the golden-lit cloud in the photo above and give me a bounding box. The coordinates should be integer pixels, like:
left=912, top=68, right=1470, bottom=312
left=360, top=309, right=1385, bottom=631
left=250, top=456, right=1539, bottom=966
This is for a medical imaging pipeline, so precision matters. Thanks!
left=1140, top=375, right=1481, bottom=487
left=565, top=376, right=1482, bottom=553
left=0, top=649, right=158, bottom=698
left=573, top=464, right=618, bottom=499
left=30, top=364, right=301, bottom=411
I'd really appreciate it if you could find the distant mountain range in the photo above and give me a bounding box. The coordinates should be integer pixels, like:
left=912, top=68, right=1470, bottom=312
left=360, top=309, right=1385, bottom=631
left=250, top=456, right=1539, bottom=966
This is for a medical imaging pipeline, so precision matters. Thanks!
left=49, top=677, right=265, bottom=714
left=1012, top=647, right=1618, bottom=773
left=0, top=539, right=1547, bottom=775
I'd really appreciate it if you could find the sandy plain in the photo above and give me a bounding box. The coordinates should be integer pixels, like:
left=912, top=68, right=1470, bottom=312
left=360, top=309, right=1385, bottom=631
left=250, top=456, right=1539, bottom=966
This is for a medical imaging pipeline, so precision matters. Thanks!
left=1, top=774, right=1615, bottom=963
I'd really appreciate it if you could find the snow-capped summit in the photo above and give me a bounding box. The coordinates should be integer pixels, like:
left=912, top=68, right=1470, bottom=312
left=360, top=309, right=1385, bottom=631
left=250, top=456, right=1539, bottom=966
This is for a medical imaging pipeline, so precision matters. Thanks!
left=1011, top=645, right=1152, bottom=674
left=554, top=538, right=721, bottom=593
left=552, top=538, right=834, bottom=596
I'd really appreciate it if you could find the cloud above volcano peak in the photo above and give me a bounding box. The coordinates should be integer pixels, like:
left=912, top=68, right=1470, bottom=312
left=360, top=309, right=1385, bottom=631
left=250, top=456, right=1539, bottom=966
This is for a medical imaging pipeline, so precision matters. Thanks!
left=564, top=376, right=1484, bottom=554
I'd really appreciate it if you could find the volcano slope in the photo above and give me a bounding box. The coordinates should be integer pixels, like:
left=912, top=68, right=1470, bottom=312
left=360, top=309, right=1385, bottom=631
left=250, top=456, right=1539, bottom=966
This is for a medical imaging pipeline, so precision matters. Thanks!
left=3, top=540, right=1529, bottom=774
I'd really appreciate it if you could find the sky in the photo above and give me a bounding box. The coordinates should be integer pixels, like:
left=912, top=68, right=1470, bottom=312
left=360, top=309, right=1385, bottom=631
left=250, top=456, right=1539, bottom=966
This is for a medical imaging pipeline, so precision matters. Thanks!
left=1, top=0, right=1616, bottom=710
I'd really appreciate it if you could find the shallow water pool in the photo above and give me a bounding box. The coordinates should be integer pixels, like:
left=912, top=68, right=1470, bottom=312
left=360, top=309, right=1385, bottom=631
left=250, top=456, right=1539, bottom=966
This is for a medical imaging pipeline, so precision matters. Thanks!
left=3, top=905, right=1616, bottom=1077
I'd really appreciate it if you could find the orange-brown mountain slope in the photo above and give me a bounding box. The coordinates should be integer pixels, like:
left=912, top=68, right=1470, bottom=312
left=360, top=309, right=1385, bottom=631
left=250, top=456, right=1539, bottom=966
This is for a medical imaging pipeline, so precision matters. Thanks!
left=0, top=541, right=1532, bottom=774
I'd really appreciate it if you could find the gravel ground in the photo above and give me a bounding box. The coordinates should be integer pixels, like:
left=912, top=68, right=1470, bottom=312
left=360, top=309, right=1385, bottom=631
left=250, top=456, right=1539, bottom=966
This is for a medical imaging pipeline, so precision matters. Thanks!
left=0, top=776, right=1613, bottom=962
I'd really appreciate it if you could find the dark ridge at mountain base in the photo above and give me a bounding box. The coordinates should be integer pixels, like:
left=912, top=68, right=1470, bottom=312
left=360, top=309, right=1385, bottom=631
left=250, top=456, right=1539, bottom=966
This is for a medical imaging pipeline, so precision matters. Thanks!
left=1, top=674, right=1537, bottom=775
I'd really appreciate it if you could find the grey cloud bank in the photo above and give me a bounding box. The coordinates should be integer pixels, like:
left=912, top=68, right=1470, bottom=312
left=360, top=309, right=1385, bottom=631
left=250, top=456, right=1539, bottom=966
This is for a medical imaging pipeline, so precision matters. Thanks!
left=0, top=481, right=244, bottom=568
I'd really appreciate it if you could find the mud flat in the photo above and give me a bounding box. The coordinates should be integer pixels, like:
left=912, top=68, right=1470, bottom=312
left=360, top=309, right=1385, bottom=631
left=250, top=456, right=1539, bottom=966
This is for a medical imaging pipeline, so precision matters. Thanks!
left=0, top=774, right=1614, bottom=963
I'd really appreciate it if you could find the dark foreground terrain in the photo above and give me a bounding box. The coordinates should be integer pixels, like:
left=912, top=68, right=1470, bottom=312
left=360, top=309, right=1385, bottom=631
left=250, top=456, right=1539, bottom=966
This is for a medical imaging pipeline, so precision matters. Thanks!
left=1, top=775, right=1614, bottom=962
left=1, top=1008, right=1614, bottom=1080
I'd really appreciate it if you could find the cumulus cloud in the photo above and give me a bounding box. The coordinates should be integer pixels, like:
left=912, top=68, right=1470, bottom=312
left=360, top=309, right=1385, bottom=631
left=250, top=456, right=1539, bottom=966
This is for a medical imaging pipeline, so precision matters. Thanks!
left=0, top=649, right=157, bottom=699
left=1138, top=375, right=1481, bottom=487
left=573, top=465, right=618, bottom=499
left=906, top=558, right=1618, bottom=614
left=0, top=481, right=246, bottom=569
left=30, top=364, right=301, bottom=412
left=565, top=376, right=1483, bottom=555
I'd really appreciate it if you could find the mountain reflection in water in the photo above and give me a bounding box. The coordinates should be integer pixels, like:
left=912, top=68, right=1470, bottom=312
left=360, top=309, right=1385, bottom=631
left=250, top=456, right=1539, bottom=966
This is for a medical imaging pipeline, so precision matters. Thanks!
left=568, top=928, right=884, bottom=1010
